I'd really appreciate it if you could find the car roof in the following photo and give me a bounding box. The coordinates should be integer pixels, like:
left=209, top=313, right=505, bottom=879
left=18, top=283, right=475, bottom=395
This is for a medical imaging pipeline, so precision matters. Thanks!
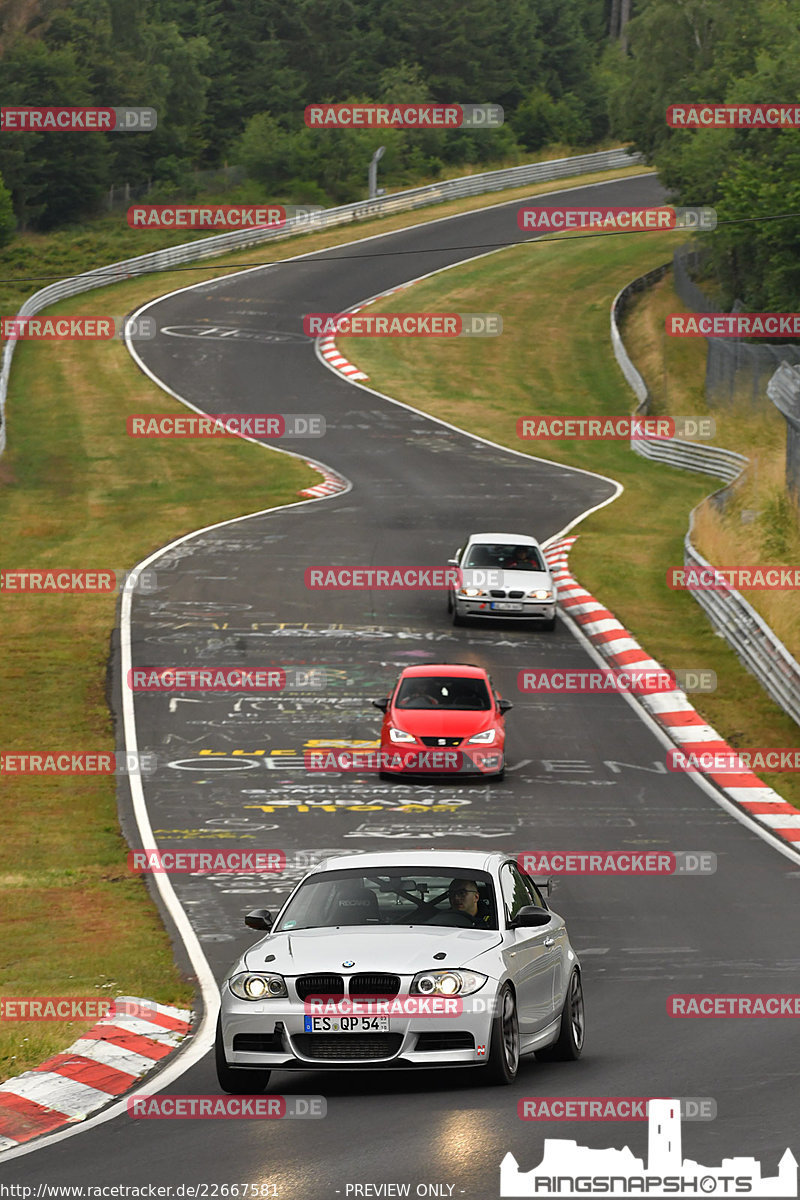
left=309, top=849, right=511, bottom=875
left=396, top=663, right=489, bottom=679
left=465, top=531, right=541, bottom=547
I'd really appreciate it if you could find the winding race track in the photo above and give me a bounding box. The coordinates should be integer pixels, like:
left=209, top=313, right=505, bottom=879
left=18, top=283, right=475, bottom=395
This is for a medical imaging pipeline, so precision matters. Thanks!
left=5, top=176, right=800, bottom=1195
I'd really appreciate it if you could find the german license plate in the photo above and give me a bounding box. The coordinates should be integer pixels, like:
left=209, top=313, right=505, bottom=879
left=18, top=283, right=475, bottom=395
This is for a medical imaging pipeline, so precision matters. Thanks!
left=491, top=602, right=522, bottom=611
left=304, top=1016, right=389, bottom=1032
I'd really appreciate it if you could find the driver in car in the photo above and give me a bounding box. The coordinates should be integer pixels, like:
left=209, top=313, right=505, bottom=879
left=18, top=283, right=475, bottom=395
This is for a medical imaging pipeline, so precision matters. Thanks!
left=448, top=878, right=492, bottom=927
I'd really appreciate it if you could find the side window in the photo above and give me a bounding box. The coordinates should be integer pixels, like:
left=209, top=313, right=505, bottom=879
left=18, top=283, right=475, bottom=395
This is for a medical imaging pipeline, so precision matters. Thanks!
left=522, top=874, right=548, bottom=909
left=500, top=863, right=532, bottom=924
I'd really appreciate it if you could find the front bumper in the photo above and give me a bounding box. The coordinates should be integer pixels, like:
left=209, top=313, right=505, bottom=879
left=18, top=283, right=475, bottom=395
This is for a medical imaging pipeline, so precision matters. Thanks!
left=220, top=996, right=497, bottom=1070
left=455, top=597, right=556, bottom=620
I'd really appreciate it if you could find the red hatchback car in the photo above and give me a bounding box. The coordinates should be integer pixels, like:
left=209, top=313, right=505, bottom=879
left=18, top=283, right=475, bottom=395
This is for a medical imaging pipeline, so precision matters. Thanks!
left=373, top=663, right=511, bottom=779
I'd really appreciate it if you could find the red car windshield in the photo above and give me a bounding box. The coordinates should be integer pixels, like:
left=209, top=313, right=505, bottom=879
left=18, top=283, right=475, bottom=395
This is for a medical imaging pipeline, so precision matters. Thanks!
left=395, top=676, right=491, bottom=710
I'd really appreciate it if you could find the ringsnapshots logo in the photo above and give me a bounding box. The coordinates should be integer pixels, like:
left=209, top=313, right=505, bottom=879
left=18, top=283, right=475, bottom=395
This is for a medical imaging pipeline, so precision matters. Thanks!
left=304, top=103, right=503, bottom=128
left=668, top=566, right=800, bottom=591
left=667, top=313, right=800, bottom=337
left=303, top=313, right=502, bottom=337
left=127, top=204, right=323, bottom=230
left=516, top=416, right=716, bottom=440
left=0, top=569, right=157, bottom=594
left=667, top=102, right=800, bottom=128
left=517, top=206, right=717, bottom=232
left=518, top=1098, right=717, bottom=1122
left=0, top=107, right=157, bottom=131
left=127, top=414, right=325, bottom=438
left=128, top=849, right=286, bottom=873
left=1, top=750, right=157, bottom=776
left=517, top=852, right=716, bottom=876
left=518, top=668, right=716, bottom=694
left=500, top=1098, right=797, bottom=1197
left=128, top=1095, right=326, bottom=1120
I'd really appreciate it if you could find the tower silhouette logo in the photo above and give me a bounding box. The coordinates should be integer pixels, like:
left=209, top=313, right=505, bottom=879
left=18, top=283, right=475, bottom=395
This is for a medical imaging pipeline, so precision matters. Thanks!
left=500, top=1098, right=797, bottom=1197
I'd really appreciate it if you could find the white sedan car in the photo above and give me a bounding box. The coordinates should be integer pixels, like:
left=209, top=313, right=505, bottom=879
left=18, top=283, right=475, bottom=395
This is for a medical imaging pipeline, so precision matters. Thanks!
left=447, top=531, right=557, bottom=628
left=216, top=850, right=584, bottom=1091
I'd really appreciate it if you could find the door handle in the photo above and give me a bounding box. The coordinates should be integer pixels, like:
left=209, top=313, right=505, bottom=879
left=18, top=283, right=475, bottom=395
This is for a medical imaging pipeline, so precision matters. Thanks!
left=543, top=937, right=556, bottom=947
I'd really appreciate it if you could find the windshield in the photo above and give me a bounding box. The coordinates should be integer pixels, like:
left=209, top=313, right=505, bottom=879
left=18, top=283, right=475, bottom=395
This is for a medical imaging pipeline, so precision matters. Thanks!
left=395, top=676, right=491, bottom=710
left=462, top=543, right=545, bottom=571
left=274, top=868, right=498, bottom=931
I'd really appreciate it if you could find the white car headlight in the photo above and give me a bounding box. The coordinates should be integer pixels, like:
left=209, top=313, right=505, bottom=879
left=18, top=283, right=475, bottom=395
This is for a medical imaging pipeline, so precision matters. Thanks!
left=528, top=588, right=553, bottom=600
left=389, top=727, right=416, bottom=743
left=467, top=729, right=496, bottom=744
left=458, top=587, right=484, bottom=597
left=411, top=970, right=487, bottom=996
left=229, top=973, right=287, bottom=1000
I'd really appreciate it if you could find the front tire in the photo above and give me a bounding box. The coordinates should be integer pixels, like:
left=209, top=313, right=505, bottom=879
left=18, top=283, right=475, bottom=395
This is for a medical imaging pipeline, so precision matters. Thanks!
left=535, top=969, right=584, bottom=1061
left=215, top=1017, right=271, bottom=1094
left=541, top=615, right=557, bottom=631
left=452, top=606, right=465, bottom=626
left=483, top=984, right=519, bottom=1084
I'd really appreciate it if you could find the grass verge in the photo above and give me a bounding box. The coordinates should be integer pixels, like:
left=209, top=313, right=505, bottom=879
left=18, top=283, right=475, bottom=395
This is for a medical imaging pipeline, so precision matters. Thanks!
left=336, top=229, right=800, bottom=807
left=622, top=271, right=800, bottom=658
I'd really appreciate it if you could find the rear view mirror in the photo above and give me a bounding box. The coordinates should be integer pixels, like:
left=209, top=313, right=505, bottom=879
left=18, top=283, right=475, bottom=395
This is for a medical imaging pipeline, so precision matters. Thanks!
left=245, top=909, right=273, bottom=931
left=372, top=697, right=389, bottom=712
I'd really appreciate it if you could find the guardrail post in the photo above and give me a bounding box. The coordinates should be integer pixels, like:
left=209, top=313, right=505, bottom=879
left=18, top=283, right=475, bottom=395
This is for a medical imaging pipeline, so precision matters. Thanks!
left=767, top=362, right=800, bottom=499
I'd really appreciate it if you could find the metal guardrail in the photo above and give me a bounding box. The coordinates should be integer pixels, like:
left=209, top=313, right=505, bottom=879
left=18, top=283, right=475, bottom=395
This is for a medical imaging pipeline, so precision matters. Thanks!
left=612, top=267, right=800, bottom=726
left=0, top=146, right=644, bottom=456
left=768, top=361, right=800, bottom=498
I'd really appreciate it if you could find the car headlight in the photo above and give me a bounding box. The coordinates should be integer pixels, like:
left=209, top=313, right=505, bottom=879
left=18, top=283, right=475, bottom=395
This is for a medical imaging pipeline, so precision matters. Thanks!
left=467, top=729, right=496, bottom=744
left=389, top=727, right=417, bottom=743
left=228, top=973, right=287, bottom=1000
left=527, top=588, right=553, bottom=600
left=411, top=970, right=487, bottom=996
left=458, top=587, right=484, bottom=597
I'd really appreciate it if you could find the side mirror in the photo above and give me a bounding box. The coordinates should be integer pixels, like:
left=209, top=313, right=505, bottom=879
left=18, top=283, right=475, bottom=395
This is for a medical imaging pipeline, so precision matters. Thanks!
left=511, top=906, right=553, bottom=928
left=447, top=557, right=459, bottom=566
left=497, top=698, right=513, bottom=713
left=245, top=908, right=273, bottom=931
left=372, top=697, right=389, bottom=712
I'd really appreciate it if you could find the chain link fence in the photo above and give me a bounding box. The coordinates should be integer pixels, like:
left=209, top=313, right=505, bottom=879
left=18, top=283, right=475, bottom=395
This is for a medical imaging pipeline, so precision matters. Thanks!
left=672, top=246, right=800, bottom=407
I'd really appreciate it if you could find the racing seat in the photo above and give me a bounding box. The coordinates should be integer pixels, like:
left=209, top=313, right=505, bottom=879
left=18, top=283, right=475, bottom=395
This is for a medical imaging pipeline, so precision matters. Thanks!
left=333, top=885, right=381, bottom=925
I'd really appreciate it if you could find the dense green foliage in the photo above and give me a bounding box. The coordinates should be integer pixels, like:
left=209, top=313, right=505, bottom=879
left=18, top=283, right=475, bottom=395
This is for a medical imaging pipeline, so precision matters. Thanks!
left=606, top=0, right=800, bottom=311
left=0, top=0, right=611, bottom=226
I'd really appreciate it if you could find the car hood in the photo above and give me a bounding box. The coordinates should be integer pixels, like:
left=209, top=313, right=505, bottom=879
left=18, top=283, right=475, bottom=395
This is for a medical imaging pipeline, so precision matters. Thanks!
left=495, top=568, right=553, bottom=592
left=244, top=926, right=502, bottom=974
left=389, top=709, right=496, bottom=736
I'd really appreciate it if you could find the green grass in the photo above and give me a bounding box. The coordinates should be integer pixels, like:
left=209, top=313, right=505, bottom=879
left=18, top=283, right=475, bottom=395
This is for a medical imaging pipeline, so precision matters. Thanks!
left=339, top=229, right=800, bottom=808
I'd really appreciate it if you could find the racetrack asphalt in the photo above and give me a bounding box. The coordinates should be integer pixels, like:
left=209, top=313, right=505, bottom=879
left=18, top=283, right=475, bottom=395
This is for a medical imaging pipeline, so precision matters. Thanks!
left=4, top=174, right=800, bottom=1195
